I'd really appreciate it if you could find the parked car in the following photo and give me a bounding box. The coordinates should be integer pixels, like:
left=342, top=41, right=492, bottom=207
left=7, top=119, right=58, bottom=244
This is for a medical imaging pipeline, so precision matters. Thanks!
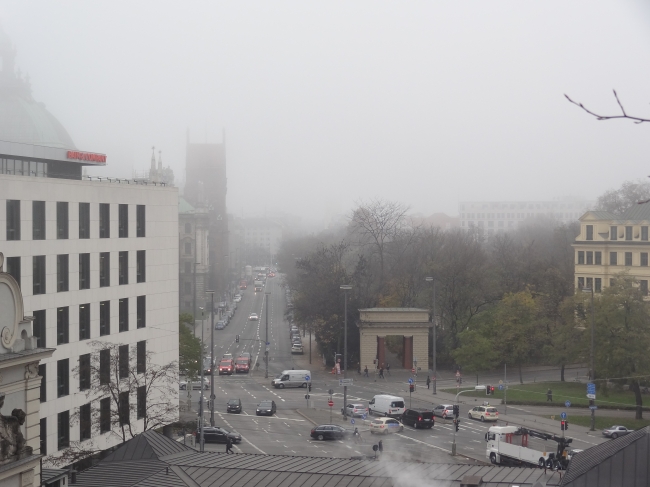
left=215, top=320, right=226, bottom=330
left=369, top=417, right=404, bottom=435
left=402, top=408, right=435, bottom=429
left=310, top=424, right=348, bottom=441
left=234, top=294, right=242, bottom=302
left=341, top=403, right=369, bottom=417
left=249, top=313, right=259, bottom=321
left=227, top=398, right=242, bottom=414
left=291, top=344, right=304, bottom=354
left=203, top=426, right=241, bottom=444
left=218, top=358, right=234, bottom=375
left=603, top=425, right=633, bottom=439
left=256, top=400, right=277, bottom=416
left=433, top=404, right=455, bottom=419
left=468, top=405, right=499, bottom=422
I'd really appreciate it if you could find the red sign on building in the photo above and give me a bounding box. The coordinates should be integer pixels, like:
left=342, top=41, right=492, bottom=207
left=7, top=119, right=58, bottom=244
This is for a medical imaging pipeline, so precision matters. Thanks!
left=66, top=150, right=107, bottom=164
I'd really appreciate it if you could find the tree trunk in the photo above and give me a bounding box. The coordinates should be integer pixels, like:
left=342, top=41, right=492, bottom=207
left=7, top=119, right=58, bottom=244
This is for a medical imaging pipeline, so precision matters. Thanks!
left=631, top=380, right=644, bottom=420
left=518, top=364, right=523, bottom=385
left=560, top=364, right=565, bottom=382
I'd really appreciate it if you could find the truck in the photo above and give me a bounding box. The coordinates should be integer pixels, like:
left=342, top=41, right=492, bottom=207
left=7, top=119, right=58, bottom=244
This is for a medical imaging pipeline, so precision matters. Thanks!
left=254, top=280, right=263, bottom=292
left=244, top=265, right=252, bottom=283
left=485, top=425, right=573, bottom=470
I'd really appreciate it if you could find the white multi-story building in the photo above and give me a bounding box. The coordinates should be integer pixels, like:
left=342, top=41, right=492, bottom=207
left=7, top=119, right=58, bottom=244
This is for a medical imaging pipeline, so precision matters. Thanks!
left=0, top=141, right=179, bottom=464
left=235, top=218, right=283, bottom=266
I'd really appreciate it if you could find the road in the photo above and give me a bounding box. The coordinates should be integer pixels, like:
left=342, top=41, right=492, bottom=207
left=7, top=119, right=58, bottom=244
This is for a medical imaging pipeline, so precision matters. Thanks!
left=181, top=276, right=608, bottom=462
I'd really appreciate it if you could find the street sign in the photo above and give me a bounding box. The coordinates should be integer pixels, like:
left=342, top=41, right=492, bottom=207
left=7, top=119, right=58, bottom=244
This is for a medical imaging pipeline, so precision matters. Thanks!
left=328, top=400, right=334, bottom=407
left=266, top=342, right=270, bottom=346
left=499, top=380, right=503, bottom=385
left=560, top=412, right=567, bottom=420
left=411, top=368, right=416, bottom=373
left=587, top=394, right=596, bottom=400
left=589, top=405, right=598, bottom=410
left=339, top=378, right=353, bottom=386
left=362, top=414, right=367, bottom=420
left=408, top=378, right=414, bottom=385
left=305, top=375, right=311, bottom=381
left=350, top=419, right=355, bottom=425
left=565, top=400, right=571, bottom=408
left=498, top=384, right=504, bottom=391
left=587, top=383, right=596, bottom=394
left=328, top=389, right=334, bottom=395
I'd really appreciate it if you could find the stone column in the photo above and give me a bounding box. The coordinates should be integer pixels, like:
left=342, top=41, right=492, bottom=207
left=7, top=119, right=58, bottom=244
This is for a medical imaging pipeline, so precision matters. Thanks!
left=359, top=331, right=376, bottom=373
left=402, top=336, right=413, bottom=369
left=412, top=333, right=428, bottom=373
left=377, top=336, right=385, bottom=368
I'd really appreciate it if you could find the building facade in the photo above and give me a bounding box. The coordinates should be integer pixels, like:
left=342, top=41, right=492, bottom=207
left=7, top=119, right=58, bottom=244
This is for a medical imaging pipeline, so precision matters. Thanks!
left=178, top=197, right=210, bottom=316
left=573, top=204, right=650, bottom=294
left=235, top=217, right=284, bottom=267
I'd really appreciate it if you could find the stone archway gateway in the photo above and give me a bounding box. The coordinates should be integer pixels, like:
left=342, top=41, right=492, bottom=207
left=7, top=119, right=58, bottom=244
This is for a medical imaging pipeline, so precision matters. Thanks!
left=357, top=308, right=429, bottom=371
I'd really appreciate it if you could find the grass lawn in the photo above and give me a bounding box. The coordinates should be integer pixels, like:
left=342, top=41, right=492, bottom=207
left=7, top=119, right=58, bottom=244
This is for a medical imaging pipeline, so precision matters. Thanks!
left=442, top=381, right=648, bottom=409
left=545, top=415, right=650, bottom=431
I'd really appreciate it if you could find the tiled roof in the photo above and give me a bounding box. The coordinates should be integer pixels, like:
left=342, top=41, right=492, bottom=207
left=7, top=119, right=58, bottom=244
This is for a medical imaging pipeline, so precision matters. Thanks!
left=103, top=430, right=194, bottom=462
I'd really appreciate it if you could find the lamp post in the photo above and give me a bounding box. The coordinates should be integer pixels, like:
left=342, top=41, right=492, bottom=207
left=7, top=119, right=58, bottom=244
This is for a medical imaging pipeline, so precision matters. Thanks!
left=198, top=306, right=205, bottom=451
left=193, top=261, right=200, bottom=337
left=425, top=277, right=437, bottom=394
left=340, top=285, right=352, bottom=418
left=581, top=286, right=596, bottom=431
left=265, top=291, right=271, bottom=379
left=207, top=290, right=215, bottom=426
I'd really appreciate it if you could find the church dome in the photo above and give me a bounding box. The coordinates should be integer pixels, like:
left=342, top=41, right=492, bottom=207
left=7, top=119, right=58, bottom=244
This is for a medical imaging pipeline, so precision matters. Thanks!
left=0, top=30, right=75, bottom=149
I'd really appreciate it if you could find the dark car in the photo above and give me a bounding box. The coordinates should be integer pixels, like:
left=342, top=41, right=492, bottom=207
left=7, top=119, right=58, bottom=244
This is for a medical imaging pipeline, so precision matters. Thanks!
left=310, top=424, right=348, bottom=441
left=227, top=398, right=242, bottom=414
left=402, top=408, right=435, bottom=429
left=256, top=400, right=277, bottom=416
left=203, top=426, right=242, bottom=444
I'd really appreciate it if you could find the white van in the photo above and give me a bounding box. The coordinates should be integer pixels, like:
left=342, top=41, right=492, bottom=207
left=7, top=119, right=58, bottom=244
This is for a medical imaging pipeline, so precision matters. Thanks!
left=369, top=395, right=406, bottom=418
left=272, top=369, right=311, bottom=389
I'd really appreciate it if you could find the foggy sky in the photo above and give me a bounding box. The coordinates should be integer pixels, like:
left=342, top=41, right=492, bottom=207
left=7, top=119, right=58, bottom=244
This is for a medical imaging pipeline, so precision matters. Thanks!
left=4, top=1, right=650, bottom=227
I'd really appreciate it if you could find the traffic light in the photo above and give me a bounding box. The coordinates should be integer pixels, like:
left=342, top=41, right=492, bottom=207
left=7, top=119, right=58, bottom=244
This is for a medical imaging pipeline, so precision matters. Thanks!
left=454, top=419, right=460, bottom=432
left=236, top=335, right=240, bottom=343
left=453, top=405, right=459, bottom=418
left=308, top=383, right=312, bottom=392
left=409, top=384, right=415, bottom=393
left=561, top=420, right=568, bottom=431
left=486, top=385, right=492, bottom=396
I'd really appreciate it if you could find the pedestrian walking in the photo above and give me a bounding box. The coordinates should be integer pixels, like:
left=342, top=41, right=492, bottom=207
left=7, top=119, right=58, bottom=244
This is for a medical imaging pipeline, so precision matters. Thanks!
left=386, top=363, right=391, bottom=376
left=426, top=375, right=431, bottom=389
left=364, top=366, right=369, bottom=378
left=547, top=388, right=553, bottom=402
left=225, top=436, right=234, bottom=454
left=378, top=440, right=383, bottom=454
left=357, top=362, right=361, bottom=374
left=379, top=367, right=384, bottom=379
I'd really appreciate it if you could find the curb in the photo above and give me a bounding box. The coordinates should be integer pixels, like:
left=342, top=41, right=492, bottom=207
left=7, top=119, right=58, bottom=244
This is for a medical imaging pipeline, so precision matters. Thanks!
left=295, top=409, right=319, bottom=426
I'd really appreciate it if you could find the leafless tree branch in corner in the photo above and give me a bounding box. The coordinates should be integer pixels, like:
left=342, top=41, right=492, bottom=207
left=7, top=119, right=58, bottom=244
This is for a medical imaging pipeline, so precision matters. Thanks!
left=565, top=90, right=650, bottom=124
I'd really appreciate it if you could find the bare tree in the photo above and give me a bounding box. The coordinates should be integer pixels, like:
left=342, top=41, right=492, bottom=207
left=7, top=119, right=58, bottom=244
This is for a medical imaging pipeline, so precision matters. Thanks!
left=49, top=341, right=178, bottom=467
left=349, top=199, right=411, bottom=289
left=565, top=90, right=650, bottom=124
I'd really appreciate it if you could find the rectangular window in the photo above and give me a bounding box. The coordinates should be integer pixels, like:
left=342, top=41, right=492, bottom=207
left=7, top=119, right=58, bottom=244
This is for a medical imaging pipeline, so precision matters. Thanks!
left=100, top=349, right=110, bottom=385
left=119, top=344, right=129, bottom=379
left=99, top=300, right=110, bottom=336
left=586, top=224, right=593, bottom=241
left=586, top=277, right=593, bottom=289
left=79, top=202, right=90, bottom=239
left=641, top=280, right=649, bottom=297
left=57, top=411, right=70, bottom=450
left=595, top=252, right=602, bottom=265
left=79, top=253, right=90, bottom=290
left=578, top=277, right=584, bottom=289
left=99, top=203, right=110, bottom=238
left=595, top=278, right=602, bottom=293
left=577, top=251, right=585, bottom=265
left=119, top=298, right=129, bottom=332
left=33, top=309, right=46, bottom=348
left=6, top=199, right=20, bottom=240
left=6, top=256, right=20, bottom=288
left=79, top=353, right=91, bottom=391
left=40, top=418, right=47, bottom=455
left=32, top=201, right=45, bottom=240
left=184, top=262, right=191, bottom=274
left=642, top=253, right=648, bottom=267
left=626, top=226, right=633, bottom=241
left=185, top=242, right=191, bottom=255
left=79, top=303, right=90, bottom=340
left=625, top=252, right=633, bottom=266
left=586, top=251, right=593, bottom=265
left=119, top=391, right=129, bottom=426
left=100, top=397, right=110, bottom=433
left=643, top=226, right=649, bottom=242
left=119, top=204, right=128, bottom=238
left=39, top=364, right=46, bottom=402
left=610, top=252, right=617, bottom=266
left=137, top=296, right=146, bottom=328
left=80, top=403, right=91, bottom=441
left=56, top=202, right=68, bottom=239
left=137, top=385, right=146, bottom=419
left=136, top=205, right=145, bottom=237
left=57, top=254, right=69, bottom=292
left=100, top=252, right=110, bottom=287
left=57, top=307, right=69, bottom=345
left=136, top=250, right=146, bottom=283
left=119, top=251, right=129, bottom=285
left=137, top=340, right=146, bottom=374
left=33, top=255, right=46, bottom=295
left=57, top=359, right=69, bottom=398
left=185, top=282, right=191, bottom=294
left=611, top=226, right=618, bottom=240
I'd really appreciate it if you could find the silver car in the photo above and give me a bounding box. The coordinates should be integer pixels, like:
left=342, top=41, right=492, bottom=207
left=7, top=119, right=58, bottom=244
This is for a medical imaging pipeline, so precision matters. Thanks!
left=433, top=404, right=455, bottom=419
left=602, top=425, right=632, bottom=439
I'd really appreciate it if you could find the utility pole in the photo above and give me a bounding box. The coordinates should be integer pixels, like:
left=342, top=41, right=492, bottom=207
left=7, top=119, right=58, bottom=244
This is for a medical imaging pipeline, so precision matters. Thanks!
left=265, top=291, right=270, bottom=379
left=340, top=285, right=352, bottom=418
left=590, top=287, right=595, bottom=432
left=425, top=276, right=437, bottom=394
left=207, top=291, right=215, bottom=426
left=199, top=307, right=205, bottom=452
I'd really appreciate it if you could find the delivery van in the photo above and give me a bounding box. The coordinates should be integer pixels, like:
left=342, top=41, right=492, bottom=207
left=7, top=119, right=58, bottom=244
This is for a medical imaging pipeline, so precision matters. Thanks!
left=272, top=369, right=311, bottom=389
left=369, top=394, right=406, bottom=418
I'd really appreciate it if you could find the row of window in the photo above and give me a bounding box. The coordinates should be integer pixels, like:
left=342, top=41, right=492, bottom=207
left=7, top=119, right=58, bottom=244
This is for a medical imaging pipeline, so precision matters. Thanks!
left=577, top=277, right=649, bottom=296
left=4, top=251, right=146, bottom=294
left=40, top=342, right=146, bottom=452
left=463, top=212, right=580, bottom=220
left=5, top=200, right=146, bottom=241
left=584, top=225, right=650, bottom=241
left=577, top=250, right=650, bottom=267
left=32, top=298, right=146, bottom=347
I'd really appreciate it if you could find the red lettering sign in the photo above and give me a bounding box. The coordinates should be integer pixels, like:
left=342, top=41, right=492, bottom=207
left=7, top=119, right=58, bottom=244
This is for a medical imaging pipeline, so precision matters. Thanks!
left=66, top=151, right=107, bottom=164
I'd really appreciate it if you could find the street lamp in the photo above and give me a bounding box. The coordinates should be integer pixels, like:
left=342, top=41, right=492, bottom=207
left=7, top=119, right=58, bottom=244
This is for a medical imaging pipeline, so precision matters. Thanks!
left=425, top=277, right=437, bottom=394
left=265, top=291, right=271, bottom=379
left=198, top=306, right=205, bottom=451
left=207, top=290, right=215, bottom=426
left=193, top=261, right=200, bottom=337
left=340, top=285, right=352, bottom=418
left=581, top=286, right=596, bottom=431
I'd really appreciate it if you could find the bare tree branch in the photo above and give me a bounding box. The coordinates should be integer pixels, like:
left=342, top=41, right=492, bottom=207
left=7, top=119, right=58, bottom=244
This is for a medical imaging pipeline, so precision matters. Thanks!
left=565, top=90, right=650, bottom=124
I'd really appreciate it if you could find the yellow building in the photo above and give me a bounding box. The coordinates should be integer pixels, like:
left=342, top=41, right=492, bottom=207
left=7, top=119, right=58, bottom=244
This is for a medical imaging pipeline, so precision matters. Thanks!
left=574, top=203, right=650, bottom=294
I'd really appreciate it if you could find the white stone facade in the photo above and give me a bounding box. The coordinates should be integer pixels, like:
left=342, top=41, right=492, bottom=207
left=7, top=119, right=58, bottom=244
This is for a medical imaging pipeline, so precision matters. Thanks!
left=0, top=173, right=179, bottom=464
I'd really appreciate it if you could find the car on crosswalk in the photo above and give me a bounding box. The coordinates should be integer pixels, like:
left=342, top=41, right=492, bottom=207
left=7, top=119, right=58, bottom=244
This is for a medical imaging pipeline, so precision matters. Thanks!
left=369, top=417, right=403, bottom=435
left=468, top=405, right=499, bottom=422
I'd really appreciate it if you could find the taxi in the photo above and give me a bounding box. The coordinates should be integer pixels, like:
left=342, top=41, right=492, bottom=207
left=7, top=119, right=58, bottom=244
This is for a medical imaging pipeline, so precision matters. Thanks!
left=468, top=405, right=499, bottom=422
